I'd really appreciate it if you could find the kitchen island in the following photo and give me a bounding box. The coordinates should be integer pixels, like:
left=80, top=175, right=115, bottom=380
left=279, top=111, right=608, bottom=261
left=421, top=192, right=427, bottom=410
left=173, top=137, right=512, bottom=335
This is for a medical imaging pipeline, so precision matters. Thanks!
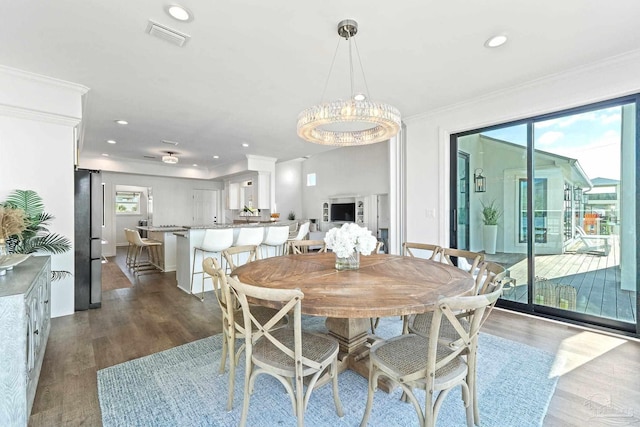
left=174, top=222, right=296, bottom=296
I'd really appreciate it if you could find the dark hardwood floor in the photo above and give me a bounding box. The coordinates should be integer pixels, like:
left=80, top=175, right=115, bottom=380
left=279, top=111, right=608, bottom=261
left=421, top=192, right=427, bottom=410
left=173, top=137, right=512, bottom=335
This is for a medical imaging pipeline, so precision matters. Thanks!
left=29, top=250, right=640, bottom=426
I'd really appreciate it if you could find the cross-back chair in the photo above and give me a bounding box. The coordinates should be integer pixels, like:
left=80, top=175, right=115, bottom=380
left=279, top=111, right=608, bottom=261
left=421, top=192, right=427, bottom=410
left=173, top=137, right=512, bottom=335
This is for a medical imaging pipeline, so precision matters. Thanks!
left=407, top=261, right=506, bottom=425
left=222, top=244, right=260, bottom=272
left=402, top=242, right=443, bottom=260
left=228, top=276, right=344, bottom=427
left=288, top=239, right=327, bottom=254
left=201, top=257, right=288, bottom=411
left=360, top=285, right=504, bottom=427
left=441, top=248, right=484, bottom=275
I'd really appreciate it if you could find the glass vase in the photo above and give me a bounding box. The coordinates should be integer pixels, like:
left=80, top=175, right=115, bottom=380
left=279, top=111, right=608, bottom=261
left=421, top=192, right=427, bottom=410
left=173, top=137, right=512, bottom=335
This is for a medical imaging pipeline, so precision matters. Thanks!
left=335, top=251, right=360, bottom=271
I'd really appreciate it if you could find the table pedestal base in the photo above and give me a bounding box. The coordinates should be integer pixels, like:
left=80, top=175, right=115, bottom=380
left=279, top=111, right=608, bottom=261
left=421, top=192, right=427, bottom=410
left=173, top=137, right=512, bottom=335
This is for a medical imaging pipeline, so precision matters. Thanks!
left=323, top=317, right=396, bottom=393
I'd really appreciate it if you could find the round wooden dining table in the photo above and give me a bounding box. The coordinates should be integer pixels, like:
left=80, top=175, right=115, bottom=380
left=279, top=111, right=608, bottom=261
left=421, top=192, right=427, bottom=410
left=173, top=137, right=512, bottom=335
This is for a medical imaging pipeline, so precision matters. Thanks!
left=232, top=252, right=475, bottom=390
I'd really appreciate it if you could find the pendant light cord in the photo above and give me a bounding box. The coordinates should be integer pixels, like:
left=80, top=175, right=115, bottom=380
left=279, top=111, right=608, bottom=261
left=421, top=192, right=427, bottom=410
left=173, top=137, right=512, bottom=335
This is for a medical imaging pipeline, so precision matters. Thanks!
left=320, top=37, right=342, bottom=103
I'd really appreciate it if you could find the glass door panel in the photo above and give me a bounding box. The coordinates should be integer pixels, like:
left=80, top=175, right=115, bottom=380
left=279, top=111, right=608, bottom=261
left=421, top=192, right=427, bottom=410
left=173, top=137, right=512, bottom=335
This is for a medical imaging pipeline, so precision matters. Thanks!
left=453, top=97, right=637, bottom=334
left=457, top=124, right=529, bottom=304
left=532, top=104, right=636, bottom=326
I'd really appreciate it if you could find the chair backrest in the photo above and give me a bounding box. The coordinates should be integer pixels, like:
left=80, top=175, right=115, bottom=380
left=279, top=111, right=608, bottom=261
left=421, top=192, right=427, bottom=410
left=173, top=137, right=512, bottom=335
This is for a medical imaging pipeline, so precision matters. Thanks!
left=202, top=257, right=240, bottom=336
left=374, top=240, right=384, bottom=254
left=289, top=239, right=327, bottom=254
left=575, top=225, right=588, bottom=237
left=423, top=285, right=504, bottom=384
left=227, top=276, right=310, bottom=376
left=124, top=228, right=133, bottom=244
left=292, top=221, right=310, bottom=241
left=441, top=248, right=483, bottom=273
left=222, top=244, right=261, bottom=271
left=129, top=229, right=147, bottom=246
left=263, top=226, right=290, bottom=246
left=402, top=242, right=442, bottom=260
left=200, top=228, right=235, bottom=252
left=234, top=227, right=265, bottom=247
left=475, top=261, right=507, bottom=295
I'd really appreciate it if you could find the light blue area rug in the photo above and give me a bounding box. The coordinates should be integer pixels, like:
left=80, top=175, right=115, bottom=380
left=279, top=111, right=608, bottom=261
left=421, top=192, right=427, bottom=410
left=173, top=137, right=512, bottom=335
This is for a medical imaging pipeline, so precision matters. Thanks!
left=98, top=317, right=558, bottom=426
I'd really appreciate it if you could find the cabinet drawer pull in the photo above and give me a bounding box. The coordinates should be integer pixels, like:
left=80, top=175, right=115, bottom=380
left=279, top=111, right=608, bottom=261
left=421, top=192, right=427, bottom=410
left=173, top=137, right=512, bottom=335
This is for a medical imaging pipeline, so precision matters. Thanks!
left=34, top=329, right=39, bottom=335
left=44, top=300, right=49, bottom=304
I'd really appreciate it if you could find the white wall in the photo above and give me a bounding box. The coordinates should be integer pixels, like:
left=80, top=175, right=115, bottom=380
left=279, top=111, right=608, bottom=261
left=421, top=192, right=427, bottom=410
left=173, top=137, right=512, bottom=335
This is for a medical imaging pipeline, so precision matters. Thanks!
left=275, top=159, right=303, bottom=220
left=403, top=50, right=640, bottom=249
left=301, top=143, right=390, bottom=224
left=101, top=172, right=223, bottom=256
left=0, top=66, right=87, bottom=318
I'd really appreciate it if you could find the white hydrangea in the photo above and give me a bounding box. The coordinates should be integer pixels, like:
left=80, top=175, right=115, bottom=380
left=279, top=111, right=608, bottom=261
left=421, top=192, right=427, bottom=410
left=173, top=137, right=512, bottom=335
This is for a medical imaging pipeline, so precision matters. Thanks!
left=324, top=223, right=378, bottom=258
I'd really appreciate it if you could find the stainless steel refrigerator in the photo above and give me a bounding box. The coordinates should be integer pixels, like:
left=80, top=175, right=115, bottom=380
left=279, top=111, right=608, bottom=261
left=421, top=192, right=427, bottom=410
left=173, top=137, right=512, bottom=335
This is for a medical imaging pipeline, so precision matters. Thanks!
left=74, top=169, right=102, bottom=310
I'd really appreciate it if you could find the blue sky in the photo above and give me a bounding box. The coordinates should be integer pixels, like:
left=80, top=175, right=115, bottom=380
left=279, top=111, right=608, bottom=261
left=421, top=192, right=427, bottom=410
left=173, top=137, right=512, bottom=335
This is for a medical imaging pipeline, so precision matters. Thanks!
left=483, top=106, right=623, bottom=180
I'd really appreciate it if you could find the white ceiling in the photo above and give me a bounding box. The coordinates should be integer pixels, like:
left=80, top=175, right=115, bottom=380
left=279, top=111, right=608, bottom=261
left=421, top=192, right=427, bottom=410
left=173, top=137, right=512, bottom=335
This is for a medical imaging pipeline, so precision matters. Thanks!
left=3, top=0, right=640, bottom=173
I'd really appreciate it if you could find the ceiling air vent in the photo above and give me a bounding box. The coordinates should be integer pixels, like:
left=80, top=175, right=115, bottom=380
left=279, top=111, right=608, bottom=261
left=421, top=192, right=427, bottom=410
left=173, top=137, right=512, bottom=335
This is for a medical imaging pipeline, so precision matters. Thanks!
left=146, top=20, right=190, bottom=47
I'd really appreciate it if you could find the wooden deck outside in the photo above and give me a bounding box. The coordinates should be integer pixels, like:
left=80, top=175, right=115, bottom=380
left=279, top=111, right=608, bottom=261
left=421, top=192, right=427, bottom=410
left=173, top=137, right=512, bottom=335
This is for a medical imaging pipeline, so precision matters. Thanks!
left=489, top=235, right=637, bottom=324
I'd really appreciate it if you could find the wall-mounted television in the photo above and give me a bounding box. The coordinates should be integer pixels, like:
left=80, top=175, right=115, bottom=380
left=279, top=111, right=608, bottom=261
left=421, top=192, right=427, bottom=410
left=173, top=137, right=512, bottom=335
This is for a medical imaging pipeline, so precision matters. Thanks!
left=330, top=202, right=356, bottom=222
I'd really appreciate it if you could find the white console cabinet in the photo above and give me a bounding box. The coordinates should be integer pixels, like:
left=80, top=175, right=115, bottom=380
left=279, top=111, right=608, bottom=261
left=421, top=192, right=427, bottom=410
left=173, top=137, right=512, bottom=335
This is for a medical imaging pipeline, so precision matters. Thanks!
left=0, top=256, right=51, bottom=426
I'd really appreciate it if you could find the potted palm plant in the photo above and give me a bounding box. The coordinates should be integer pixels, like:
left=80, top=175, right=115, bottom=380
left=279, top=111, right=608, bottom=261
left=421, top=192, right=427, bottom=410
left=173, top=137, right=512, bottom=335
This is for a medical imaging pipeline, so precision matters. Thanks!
left=480, top=200, right=501, bottom=254
left=3, top=189, right=71, bottom=280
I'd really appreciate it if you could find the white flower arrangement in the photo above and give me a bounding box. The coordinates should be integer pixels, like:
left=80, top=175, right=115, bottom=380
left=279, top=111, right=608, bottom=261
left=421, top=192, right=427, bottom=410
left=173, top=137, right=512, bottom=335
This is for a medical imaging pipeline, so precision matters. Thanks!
left=324, top=223, right=377, bottom=258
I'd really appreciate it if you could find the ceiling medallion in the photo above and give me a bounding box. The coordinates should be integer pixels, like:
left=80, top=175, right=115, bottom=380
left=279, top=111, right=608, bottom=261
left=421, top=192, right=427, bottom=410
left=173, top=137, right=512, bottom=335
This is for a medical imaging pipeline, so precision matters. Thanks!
left=297, top=19, right=401, bottom=146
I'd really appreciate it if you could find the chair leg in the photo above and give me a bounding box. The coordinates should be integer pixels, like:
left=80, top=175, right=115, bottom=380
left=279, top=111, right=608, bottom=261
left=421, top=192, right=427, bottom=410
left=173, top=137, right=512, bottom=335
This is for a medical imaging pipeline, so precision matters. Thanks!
left=190, top=248, right=199, bottom=297
left=226, top=332, right=236, bottom=411
left=330, top=358, right=344, bottom=417
left=359, top=363, right=377, bottom=427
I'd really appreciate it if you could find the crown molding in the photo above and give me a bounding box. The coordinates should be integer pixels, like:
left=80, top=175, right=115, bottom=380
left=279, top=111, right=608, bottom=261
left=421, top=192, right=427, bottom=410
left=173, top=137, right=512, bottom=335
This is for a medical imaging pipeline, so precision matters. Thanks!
left=0, top=64, right=89, bottom=94
left=404, top=48, right=640, bottom=124
left=0, top=103, right=81, bottom=126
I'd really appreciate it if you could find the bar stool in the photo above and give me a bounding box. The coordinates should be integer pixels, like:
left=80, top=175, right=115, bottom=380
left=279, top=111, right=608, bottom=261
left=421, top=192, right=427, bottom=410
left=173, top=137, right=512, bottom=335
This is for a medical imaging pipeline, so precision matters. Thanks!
left=260, top=225, right=290, bottom=258
left=190, top=228, right=234, bottom=301
left=286, top=221, right=310, bottom=253
left=129, top=229, right=162, bottom=276
left=234, top=227, right=264, bottom=247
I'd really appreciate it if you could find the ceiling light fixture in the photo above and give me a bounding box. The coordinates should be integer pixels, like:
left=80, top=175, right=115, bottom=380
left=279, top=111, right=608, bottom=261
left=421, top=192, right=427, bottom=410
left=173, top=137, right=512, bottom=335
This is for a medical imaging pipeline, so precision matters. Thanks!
left=165, top=4, right=193, bottom=22
left=106, top=139, right=117, bottom=144
left=115, top=119, right=128, bottom=125
left=213, top=155, right=219, bottom=159
left=101, top=153, right=109, bottom=157
left=297, top=19, right=401, bottom=146
left=162, top=151, right=179, bottom=164
left=484, top=34, right=508, bottom=48
left=241, top=143, right=249, bottom=148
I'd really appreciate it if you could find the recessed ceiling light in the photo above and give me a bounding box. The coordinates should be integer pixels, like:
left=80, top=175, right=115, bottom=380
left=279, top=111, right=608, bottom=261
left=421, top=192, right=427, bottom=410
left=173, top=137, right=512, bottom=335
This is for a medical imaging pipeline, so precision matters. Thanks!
left=242, top=143, right=249, bottom=148
left=484, top=35, right=508, bottom=48
left=213, top=155, right=219, bottom=159
left=115, top=119, right=128, bottom=125
left=101, top=153, right=109, bottom=157
left=192, top=164, right=198, bottom=167
left=165, top=4, right=193, bottom=22
left=106, top=139, right=117, bottom=144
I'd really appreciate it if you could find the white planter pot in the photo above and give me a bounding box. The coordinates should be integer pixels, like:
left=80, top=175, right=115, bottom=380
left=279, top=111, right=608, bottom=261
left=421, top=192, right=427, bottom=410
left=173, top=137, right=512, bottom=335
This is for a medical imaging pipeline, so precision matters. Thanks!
left=483, top=225, right=498, bottom=255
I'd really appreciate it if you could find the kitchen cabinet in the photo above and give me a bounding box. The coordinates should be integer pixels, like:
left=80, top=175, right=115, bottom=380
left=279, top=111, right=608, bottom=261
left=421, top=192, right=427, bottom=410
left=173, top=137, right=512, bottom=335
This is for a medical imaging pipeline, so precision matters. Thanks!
left=0, top=256, right=51, bottom=426
left=227, top=182, right=240, bottom=210
left=226, top=172, right=271, bottom=210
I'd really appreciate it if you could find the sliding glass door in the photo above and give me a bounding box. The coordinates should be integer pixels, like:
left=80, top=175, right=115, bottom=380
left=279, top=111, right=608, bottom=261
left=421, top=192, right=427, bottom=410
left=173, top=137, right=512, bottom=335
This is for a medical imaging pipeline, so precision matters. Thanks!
left=451, top=96, right=638, bottom=335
